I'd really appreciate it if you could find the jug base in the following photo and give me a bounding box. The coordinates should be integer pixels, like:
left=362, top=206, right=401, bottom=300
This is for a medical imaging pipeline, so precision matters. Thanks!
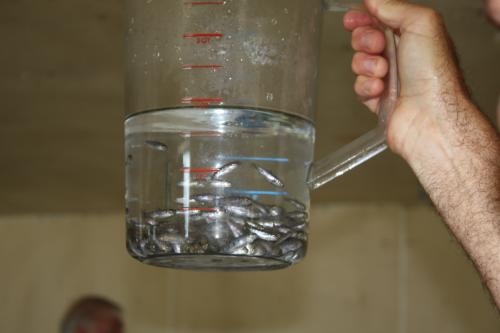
left=141, top=254, right=291, bottom=271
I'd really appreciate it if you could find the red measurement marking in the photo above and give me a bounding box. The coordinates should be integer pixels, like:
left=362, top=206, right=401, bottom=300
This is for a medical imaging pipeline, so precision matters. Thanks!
left=181, top=97, right=224, bottom=107
left=180, top=168, right=220, bottom=173
left=184, top=1, right=226, bottom=5
left=183, top=33, right=224, bottom=38
left=183, top=64, right=223, bottom=70
left=180, top=207, right=217, bottom=212
left=183, top=33, right=224, bottom=44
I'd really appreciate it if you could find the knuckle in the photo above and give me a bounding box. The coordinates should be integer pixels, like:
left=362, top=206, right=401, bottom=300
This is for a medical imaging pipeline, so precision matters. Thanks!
left=418, top=8, right=444, bottom=27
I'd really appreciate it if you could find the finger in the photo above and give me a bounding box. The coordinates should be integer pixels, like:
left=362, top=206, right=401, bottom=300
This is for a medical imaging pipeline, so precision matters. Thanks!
left=361, top=97, right=381, bottom=114
left=352, top=53, right=389, bottom=78
left=352, top=26, right=386, bottom=54
left=485, top=0, right=500, bottom=26
left=354, top=76, right=385, bottom=99
left=343, top=11, right=375, bottom=31
left=364, top=0, right=441, bottom=33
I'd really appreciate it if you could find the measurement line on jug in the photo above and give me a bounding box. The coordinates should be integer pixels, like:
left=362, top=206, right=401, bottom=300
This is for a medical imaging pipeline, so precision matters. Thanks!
left=184, top=1, right=227, bottom=6
left=180, top=131, right=223, bottom=138
left=227, top=190, right=289, bottom=197
left=181, top=97, right=224, bottom=107
left=219, top=156, right=289, bottom=163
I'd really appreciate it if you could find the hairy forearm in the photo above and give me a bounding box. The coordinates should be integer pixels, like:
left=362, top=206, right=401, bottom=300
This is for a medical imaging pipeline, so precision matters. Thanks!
left=404, top=96, right=500, bottom=308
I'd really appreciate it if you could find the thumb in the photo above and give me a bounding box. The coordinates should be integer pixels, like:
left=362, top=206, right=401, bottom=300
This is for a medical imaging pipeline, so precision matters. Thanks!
left=363, top=0, right=435, bottom=31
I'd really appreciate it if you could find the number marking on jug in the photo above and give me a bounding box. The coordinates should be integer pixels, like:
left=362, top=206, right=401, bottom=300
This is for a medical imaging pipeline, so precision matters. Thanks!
left=183, top=33, right=224, bottom=44
left=184, top=1, right=226, bottom=5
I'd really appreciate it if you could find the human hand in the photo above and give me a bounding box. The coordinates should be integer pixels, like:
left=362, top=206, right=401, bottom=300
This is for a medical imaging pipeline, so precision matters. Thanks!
left=344, top=1, right=500, bottom=309
left=485, top=0, right=500, bottom=26
left=343, top=0, right=473, bottom=161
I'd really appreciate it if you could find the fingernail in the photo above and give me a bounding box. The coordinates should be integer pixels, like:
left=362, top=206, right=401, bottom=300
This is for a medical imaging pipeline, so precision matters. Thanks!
left=361, top=33, right=372, bottom=48
left=364, top=58, right=377, bottom=73
left=362, top=80, right=373, bottom=94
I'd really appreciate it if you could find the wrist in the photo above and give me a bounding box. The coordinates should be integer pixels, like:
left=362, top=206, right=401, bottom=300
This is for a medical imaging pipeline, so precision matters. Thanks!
left=387, top=92, right=480, bottom=166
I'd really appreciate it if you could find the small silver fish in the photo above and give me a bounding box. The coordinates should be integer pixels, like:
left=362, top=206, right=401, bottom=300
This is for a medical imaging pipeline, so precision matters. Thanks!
left=176, top=209, right=201, bottom=216
left=287, top=211, right=308, bottom=221
left=285, top=198, right=306, bottom=211
left=152, top=236, right=174, bottom=252
left=224, top=205, right=263, bottom=219
left=192, top=194, right=224, bottom=204
left=227, top=221, right=244, bottom=238
left=176, top=197, right=196, bottom=205
left=126, top=218, right=141, bottom=226
left=145, top=209, right=176, bottom=220
left=251, top=242, right=267, bottom=256
left=269, top=206, right=284, bottom=217
left=281, top=251, right=301, bottom=263
left=259, top=221, right=282, bottom=229
left=276, top=226, right=293, bottom=234
left=172, top=242, right=183, bottom=254
left=292, top=223, right=307, bottom=231
left=292, top=232, right=308, bottom=241
left=210, top=180, right=232, bottom=188
left=203, top=209, right=225, bottom=220
left=127, top=239, right=145, bottom=258
left=231, top=246, right=249, bottom=255
left=245, top=221, right=260, bottom=229
left=276, top=233, right=293, bottom=245
left=177, top=180, right=206, bottom=188
left=146, top=219, right=159, bottom=226
left=251, top=201, right=269, bottom=215
left=249, top=227, right=280, bottom=241
left=211, top=162, right=240, bottom=179
left=279, top=239, right=303, bottom=254
left=224, top=234, right=257, bottom=252
left=145, top=140, right=168, bottom=152
left=253, top=164, right=285, bottom=188
left=229, top=216, right=246, bottom=227
left=254, top=240, right=280, bottom=256
left=222, top=196, right=254, bottom=207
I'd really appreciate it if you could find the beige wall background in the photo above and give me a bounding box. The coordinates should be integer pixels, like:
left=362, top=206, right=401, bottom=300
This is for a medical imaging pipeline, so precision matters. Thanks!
left=1, top=205, right=499, bottom=333
left=1, top=0, right=499, bottom=332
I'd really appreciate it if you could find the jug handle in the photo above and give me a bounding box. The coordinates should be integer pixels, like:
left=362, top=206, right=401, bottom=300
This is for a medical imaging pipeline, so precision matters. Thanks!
left=307, top=3, right=399, bottom=190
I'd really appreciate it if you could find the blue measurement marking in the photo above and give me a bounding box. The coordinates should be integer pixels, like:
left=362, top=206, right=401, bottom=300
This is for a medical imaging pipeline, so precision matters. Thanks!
left=220, top=156, right=289, bottom=163
left=228, top=190, right=288, bottom=196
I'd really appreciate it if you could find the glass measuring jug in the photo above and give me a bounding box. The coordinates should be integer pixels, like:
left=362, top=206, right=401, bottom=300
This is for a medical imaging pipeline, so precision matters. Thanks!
left=125, top=0, right=398, bottom=270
